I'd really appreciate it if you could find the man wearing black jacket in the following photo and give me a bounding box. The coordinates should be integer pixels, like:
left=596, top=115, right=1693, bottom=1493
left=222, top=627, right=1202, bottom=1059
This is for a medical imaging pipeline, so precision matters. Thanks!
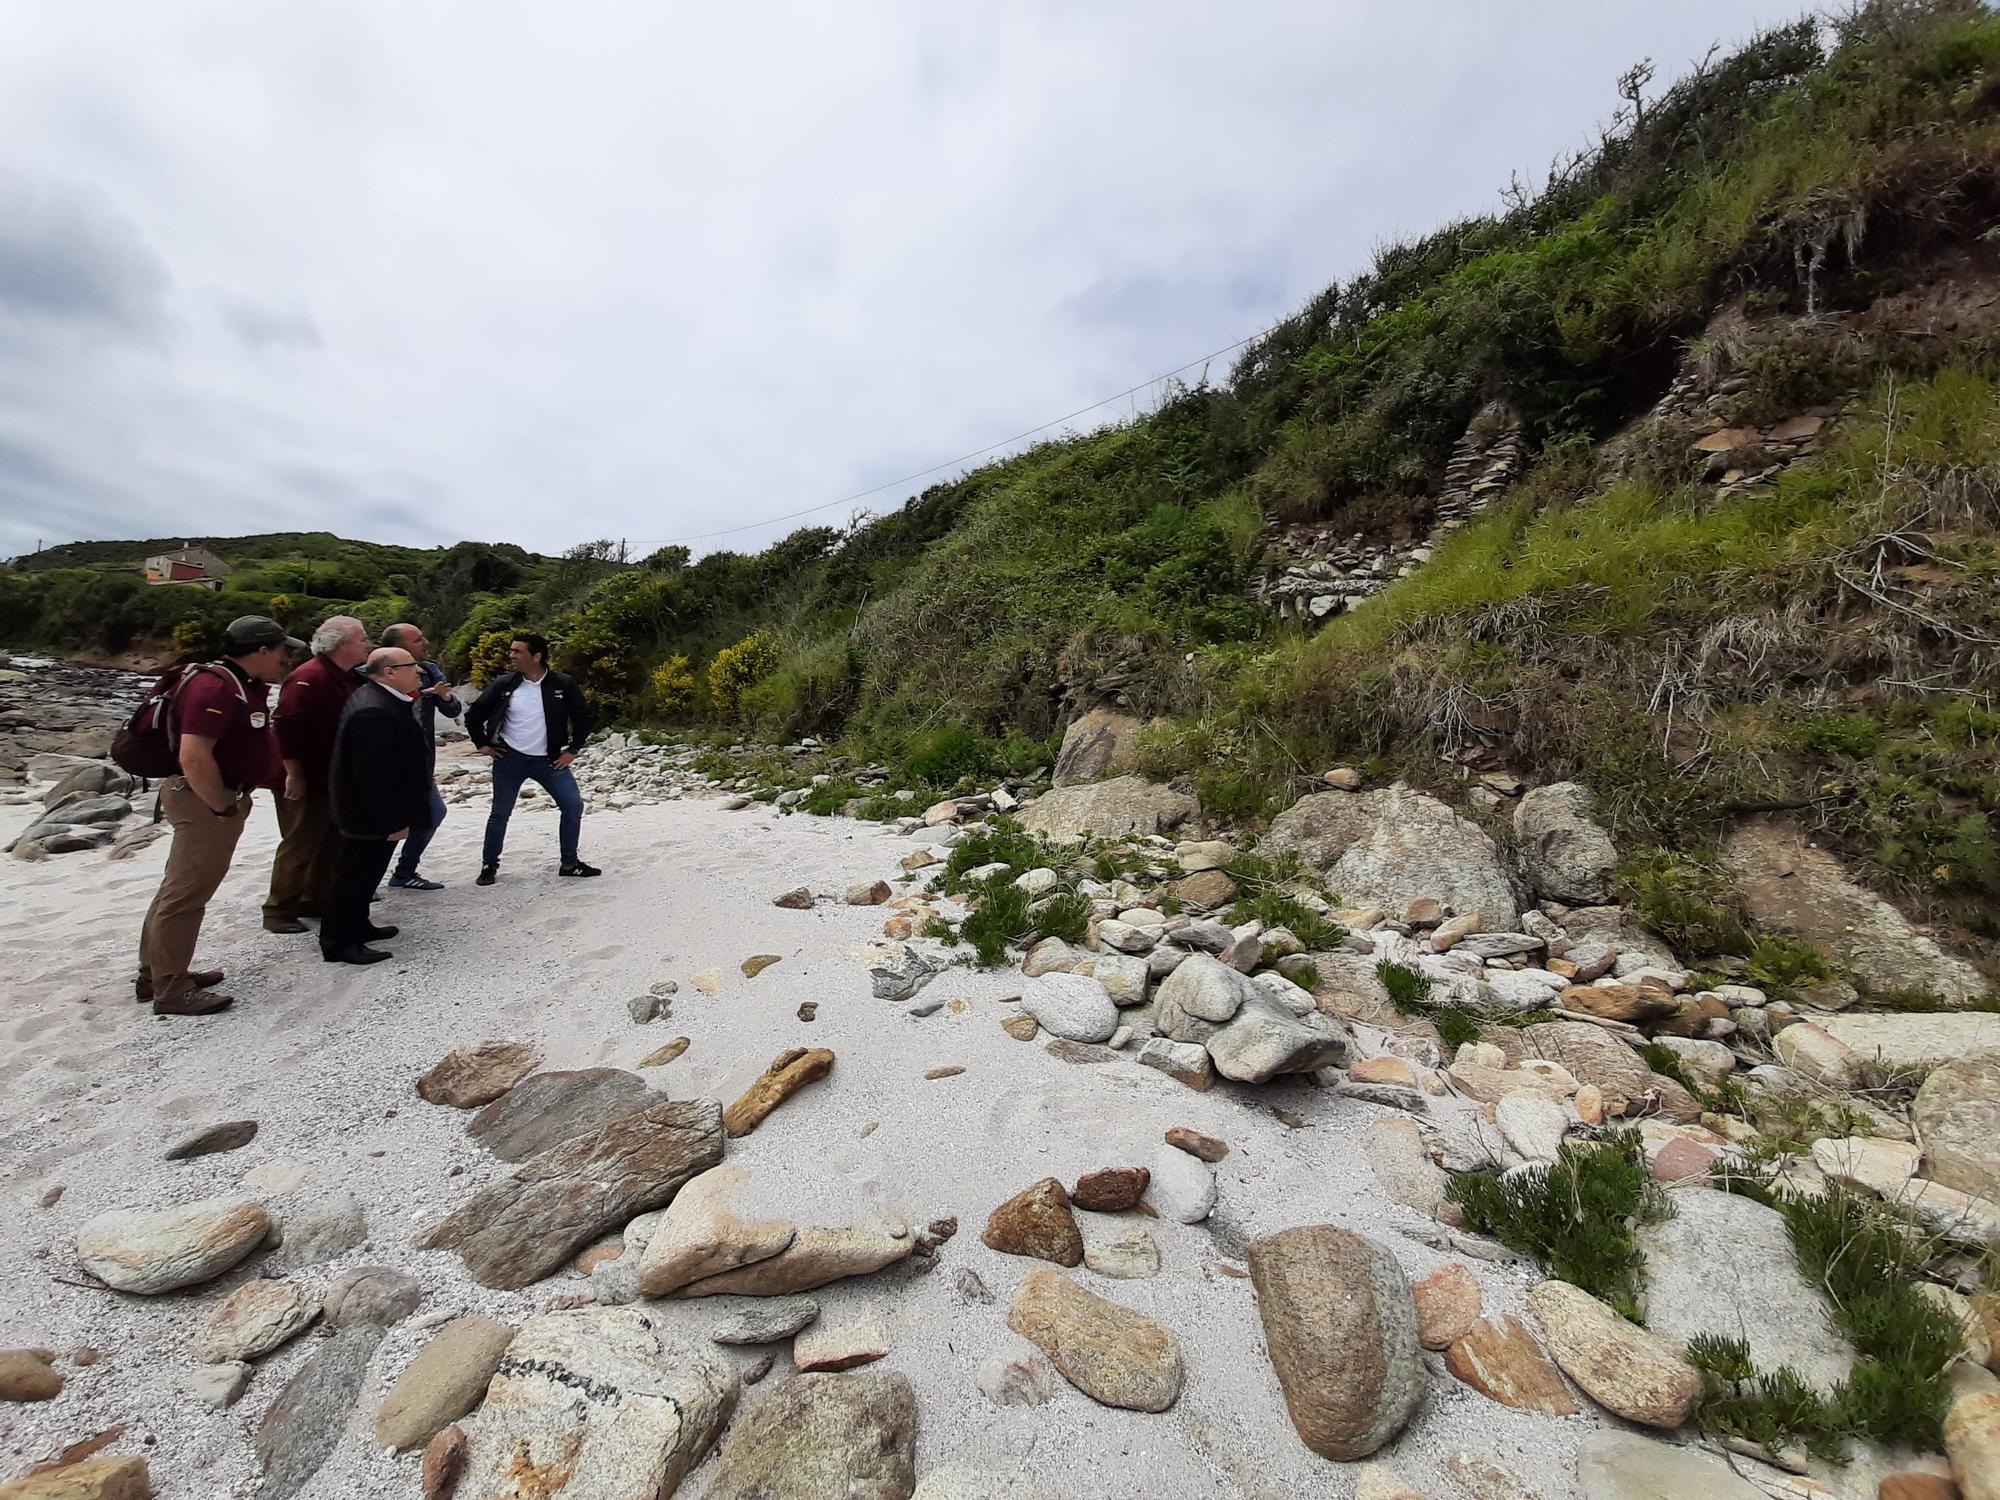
left=324, top=647, right=434, bottom=963
left=465, top=632, right=600, bottom=885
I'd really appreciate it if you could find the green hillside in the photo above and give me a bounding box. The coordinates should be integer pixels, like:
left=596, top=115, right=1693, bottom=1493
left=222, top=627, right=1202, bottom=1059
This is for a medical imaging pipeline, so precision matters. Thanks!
left=7, top=2, right=1998, bottom=951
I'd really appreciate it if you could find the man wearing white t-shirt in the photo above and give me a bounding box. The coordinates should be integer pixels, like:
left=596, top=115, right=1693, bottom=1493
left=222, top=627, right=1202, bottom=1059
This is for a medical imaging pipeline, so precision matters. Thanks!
left=464, top=633, right=600, bottom=884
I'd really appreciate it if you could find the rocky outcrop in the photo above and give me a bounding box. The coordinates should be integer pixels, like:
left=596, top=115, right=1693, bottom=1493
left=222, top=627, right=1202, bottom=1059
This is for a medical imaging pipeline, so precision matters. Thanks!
left=1636, top=1189, right=1853, bottom=1394
left=1513, top=782, right=1617, bottom=904
left=1246, top=1225, right=1425, bottom=1460
left=1017, top=776, right=1199, bottom=840
left=1052, top=708, right=1147, bottom=787
left=1724, top=817, right=1988, bottom=1001
left=1261, top=784, right=1521, bottom=929
left=420, top=1098, right=724, bottom=1289
left=451, top=1308, right=736, bottom=1499
left=1915, top=1050, right=2000, bottom=1202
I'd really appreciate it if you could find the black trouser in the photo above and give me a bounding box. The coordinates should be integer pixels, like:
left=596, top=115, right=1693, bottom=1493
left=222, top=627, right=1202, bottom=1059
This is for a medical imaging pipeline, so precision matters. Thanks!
left=322, top=836, right=397, bottom=954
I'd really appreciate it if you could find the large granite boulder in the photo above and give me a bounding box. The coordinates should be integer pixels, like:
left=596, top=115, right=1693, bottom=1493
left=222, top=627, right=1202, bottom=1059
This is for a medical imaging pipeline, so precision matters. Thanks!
left=1636, top=1188, right=1853, bottom=1394
left=1914, top=1050, right=2000, bottom=1202
left=1006, top=1269, right=1183, bottom=1412
left=1513, top=782, right=1617, bottom=904
left=1261, top=784, right=1521, bottom=929
left=1017, top=776, right=1199, bottom=840
left=1052, top=708, right=1147, bottom=787
left=1246, top=1225, right=1425, bottom=1460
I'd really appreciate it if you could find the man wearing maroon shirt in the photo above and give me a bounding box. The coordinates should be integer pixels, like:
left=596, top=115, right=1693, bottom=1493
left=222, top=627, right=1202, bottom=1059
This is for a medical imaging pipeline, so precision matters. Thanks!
left=135, top=615, right=297, bottom=1015
left=263, top=615, right=369, bottom=933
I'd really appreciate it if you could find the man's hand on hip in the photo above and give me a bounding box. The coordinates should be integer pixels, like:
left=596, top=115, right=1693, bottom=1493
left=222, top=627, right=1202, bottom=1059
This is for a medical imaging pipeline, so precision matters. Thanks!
left=552, top=752, right=574, bottom=771
left=284, top=770, right=306, bottom=800
left=479, top=746, right=502, bottom=759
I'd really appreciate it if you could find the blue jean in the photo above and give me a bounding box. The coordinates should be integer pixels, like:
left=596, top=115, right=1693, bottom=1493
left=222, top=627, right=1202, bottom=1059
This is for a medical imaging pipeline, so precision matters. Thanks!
left=392, top=783, right=448, bottom=880
left=482, top=751, right=583, bottom=866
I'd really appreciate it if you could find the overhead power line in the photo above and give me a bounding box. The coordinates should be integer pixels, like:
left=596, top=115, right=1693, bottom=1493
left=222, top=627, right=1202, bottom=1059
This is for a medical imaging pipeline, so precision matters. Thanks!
left=622, top=324, right=1273, bottom=551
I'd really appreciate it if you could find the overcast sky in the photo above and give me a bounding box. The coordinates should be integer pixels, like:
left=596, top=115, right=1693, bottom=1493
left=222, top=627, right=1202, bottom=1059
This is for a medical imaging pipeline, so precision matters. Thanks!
left=0, top=2, right=1812, bottom=563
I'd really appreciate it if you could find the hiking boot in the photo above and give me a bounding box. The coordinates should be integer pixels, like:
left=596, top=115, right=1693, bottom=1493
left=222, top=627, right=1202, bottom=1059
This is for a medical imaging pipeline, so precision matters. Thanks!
left=322, top=944, right=391, bottom=966
left=476, top=865, right=497, bottom=886
left=559, top=860, right=602, bottom=878
left=153, top=988, right=235, bottom=1017
left=263, top=916, right=308, bottom=934
left=135, top=970, right=223, bottom=1002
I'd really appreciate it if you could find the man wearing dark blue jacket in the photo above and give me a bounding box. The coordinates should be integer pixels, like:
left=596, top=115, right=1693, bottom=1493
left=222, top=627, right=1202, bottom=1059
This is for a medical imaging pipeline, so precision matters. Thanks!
left=378, top=623, right=460, bottom=890
left=464, top=632, right=600, bottom=885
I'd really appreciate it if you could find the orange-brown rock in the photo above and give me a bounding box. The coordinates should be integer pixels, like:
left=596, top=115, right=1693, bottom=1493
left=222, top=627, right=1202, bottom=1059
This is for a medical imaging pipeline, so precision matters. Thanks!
left=1072, top=1168, right=1150, bottom=1213
left=1413, top=1264, right=1482, bottom=1351
left=1350, top=1057, right=1419, bottom=1090
left=1559, top=983, right=1675, bottom=1024
left=1445, top=1316, right=1579, bottom=1414
left=982, top=1179, right=1084, bottom=1266
left=1165, top=1128, right=1228, bottom=1162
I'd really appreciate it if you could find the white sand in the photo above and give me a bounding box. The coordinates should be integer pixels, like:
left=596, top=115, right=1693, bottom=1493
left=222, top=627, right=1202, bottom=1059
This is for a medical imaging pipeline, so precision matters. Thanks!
left=0, top=748, right=1594, bottom=1499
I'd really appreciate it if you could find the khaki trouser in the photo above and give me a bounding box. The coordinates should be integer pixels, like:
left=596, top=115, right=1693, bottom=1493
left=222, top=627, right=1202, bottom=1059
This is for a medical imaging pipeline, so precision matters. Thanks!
left=264, top=792, right=336, bottom=920
left=138, top=780, right=250, bottom=998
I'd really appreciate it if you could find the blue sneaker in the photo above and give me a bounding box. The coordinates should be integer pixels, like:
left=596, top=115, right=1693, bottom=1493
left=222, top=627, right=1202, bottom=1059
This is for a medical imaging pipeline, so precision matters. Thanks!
left=388, top=875, right=445, bottom=891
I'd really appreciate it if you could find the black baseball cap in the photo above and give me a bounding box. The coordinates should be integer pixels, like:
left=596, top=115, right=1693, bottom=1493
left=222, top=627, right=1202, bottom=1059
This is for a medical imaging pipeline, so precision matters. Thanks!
left=222, top=615, right=307, bottom=652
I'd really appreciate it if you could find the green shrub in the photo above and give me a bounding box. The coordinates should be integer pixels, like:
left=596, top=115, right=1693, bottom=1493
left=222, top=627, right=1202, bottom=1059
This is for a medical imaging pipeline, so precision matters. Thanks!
left=1027, top=893, right=1092, bottom=946
left=1446, top=1131, right=1667, bottom=1320
left=708, top=631, right=782, bottom=718
left=938, top=823, right=1045, bottom=894
left=960, top=878, right=1031, bottom=967
left=651, top=654, right=697, bottom=715
left=1376, top=960, right=1435, bottom=1009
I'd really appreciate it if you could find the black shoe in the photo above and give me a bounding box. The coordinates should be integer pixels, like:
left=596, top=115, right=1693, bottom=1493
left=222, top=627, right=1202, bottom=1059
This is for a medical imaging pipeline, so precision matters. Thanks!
left=322, top=944, right=391, bottom=965
left=559, top=860, right=602, bottom=878
left=365, top=923, right=399, bottom=941
left=476, top=865, right=497, bottom=886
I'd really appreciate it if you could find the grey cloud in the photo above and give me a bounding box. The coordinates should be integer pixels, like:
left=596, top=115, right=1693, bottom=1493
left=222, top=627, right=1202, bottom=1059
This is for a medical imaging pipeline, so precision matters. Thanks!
left=0, top=3, right=1813, bottom=561
left=0, top=170, right=171, bottom=334
left=222, top=296, right=322, bottom=352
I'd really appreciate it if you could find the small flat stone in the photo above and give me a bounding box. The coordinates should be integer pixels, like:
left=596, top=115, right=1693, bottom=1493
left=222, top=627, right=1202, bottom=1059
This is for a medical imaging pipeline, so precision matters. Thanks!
left=1000, top=1014, right=1040, bottom=1041
left=710, top=1297, right=820, bottom=1345
left=640, top=1037, right=690, bottom=1068
left=416, top=1041, right=542, bottom=1109
left=1147, top=1143, right=1216, bottom=1224
left=1445, top=1315, right=1578, bottom=1414
left=1164, top=1127, right=1227, bottom=1162
left=0, top=1348, right=62, bottom=1402
left=1084, top=1227, right=1160, bottom=1280
left=164, top=1120, right=259, bottom=1161
left=193, top=1279, right=320, bottom=1363
left=1413, top=1263, right=1482, bottom=1351
left=792, top=1311, right=888, bottom=1372
left=773, top=888, right=814, bottom=909
left=741, top=954, right=783, bottom=979
left=924, top=1066, right=965, bottom=1080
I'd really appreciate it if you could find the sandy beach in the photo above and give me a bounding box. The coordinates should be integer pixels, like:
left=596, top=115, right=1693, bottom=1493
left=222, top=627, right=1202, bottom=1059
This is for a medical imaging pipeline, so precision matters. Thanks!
left=0, top=751, right=1595, bottom=1500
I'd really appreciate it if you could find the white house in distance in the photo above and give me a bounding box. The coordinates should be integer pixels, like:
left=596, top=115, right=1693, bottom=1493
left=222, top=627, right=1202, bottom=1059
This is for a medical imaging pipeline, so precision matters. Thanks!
left=142, top=542, right=231, bottom=589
